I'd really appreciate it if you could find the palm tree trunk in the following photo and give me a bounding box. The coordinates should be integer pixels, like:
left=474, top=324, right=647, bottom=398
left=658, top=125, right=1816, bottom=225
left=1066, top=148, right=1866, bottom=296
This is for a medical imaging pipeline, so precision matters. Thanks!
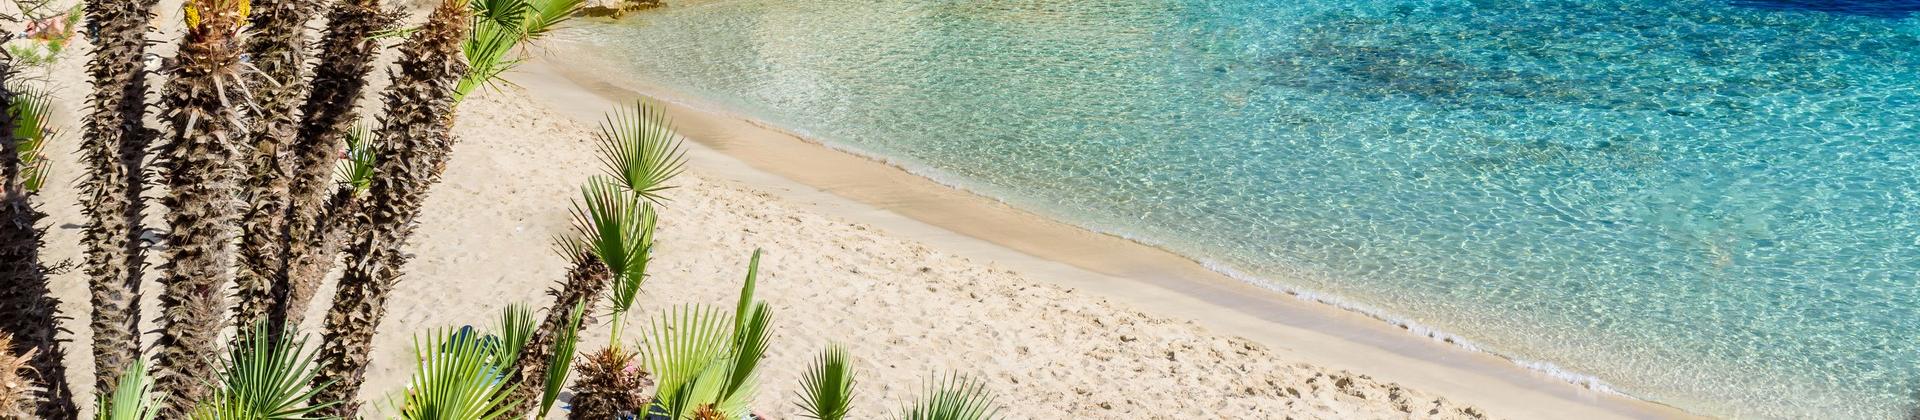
left=76, top=0, right=158, bottom=396
left=231, top=0, right=322, bottom=337
left=308, top=1, right=468, bottom=416
left=267, top=0, right=394, bottom=332
left=265, top=186, right=357, bottom=339
left=149, top=1, right=250, bottom=416
left=504, top=255, right=611, bottom=415
left=0, top=58, right=78, bottom=420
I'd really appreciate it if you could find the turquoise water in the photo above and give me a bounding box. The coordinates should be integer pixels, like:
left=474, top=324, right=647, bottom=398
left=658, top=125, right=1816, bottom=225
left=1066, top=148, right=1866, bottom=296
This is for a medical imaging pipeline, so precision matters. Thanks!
left=560, top=1, right=1920, bottom=417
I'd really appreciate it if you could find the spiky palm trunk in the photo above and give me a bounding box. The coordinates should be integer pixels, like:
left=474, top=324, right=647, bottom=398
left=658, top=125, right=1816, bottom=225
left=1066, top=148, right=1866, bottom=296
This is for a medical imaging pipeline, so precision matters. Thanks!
left=77, top=0, right=158, bottom=396
left=150, top=0, right=250, bottom=416
left=265, top=0, right=394, bottom=333
left=267, top=187, right=357, bottom=338
left=569, top=347, right=651, bottom=419
left=0, top=59, right=77, bottom=420
left=308, top=1, right=468, bottom=415
left=504, top=255, right=611, bottom=415
left=231, top=0, right=322, bottom=336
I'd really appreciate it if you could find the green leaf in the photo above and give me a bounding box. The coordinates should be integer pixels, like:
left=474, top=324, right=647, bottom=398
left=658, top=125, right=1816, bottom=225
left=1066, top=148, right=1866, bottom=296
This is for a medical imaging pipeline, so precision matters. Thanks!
left=537, top=301, right=587, bottom=417
left=468, top=0, right=531, bottom=33
left=603, top=202, right=656, bottom=317
left=491, top=304, right=536, bottom=374
left=724, top=252, right=771, bottom=406
left=399, top=328, right=517, bottom=420
left=521, top=0, right=583, bottom=39
left=899, top=373, right=999, bottom=420
left=95, top=360, right=160, bottom=420
left=191, top=322, right=334, bottom=419
left=560, top=178, right=652, bottom=298
left=639, top=305, right=732, bottom=419
left=8, top=85, right=55, bottom=192
left=335, top=122, right=377, bottom=193
left=594, top=101, right=688, bottom=204
left=795, top=345, right=856, bottom=420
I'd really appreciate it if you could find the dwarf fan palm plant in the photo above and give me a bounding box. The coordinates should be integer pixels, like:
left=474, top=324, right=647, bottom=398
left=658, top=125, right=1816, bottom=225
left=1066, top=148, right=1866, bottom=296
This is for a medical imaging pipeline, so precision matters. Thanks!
left=189, top=323, right=333, bottom=419
left=94, top=360, right=158, bottom=420
left=637, top=254, right=774, bottom=420
left=597, top=101, right=686, bottom=349
left=794, top=345, right=856, bottom=420
left=397, top=328, right=517, bottom=420
left=900, top=374, right=999, bottom=420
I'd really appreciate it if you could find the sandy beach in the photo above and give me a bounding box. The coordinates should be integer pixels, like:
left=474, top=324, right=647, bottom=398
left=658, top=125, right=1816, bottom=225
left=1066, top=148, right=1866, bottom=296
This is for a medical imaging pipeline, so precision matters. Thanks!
left=26, top=15, right=1694, bottom=417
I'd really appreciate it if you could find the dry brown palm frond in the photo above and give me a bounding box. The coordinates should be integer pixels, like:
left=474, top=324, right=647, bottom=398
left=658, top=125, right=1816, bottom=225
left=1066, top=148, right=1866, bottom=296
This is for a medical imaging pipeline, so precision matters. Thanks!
left=0, top=334, right=44, bottom=419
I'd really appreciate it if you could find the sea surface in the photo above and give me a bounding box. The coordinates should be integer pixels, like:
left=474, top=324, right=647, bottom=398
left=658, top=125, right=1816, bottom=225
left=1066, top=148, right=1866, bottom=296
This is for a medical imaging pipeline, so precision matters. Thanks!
left=558, top=0, right=1920, bottom=417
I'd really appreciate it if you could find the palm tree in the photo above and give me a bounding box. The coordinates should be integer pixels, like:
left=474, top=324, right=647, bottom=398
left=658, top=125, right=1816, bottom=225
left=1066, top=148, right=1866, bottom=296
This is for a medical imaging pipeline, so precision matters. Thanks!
left=267, top=0, right=396, bottom=336
left=636, top=254, right=773, bottom=420
left=308, top=0, right=471, bottom=414
left=148, top=0, right=253, bottom=414
left=231, top=0, right=326, bottom=335
left=76, top=0, right=158, bottom=397
left=498, top=180, right=633, bottom=415
left=0, top=66, right=76, bottom=419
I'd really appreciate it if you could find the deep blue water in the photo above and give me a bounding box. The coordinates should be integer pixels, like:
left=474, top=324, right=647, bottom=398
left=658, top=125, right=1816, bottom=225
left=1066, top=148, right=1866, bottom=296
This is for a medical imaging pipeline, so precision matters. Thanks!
left=561, top=1, right=1920, bottom=417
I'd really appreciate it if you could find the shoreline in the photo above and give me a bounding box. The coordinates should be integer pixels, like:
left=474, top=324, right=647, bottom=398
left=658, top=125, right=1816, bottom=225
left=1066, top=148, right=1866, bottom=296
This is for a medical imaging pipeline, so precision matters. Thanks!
left=508, top=53, right=1699, bottom=419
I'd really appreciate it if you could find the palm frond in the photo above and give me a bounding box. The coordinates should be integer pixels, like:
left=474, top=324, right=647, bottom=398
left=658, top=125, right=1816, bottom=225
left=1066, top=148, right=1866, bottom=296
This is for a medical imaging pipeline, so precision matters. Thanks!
left=192, top=323, right=334, bottom=419
left=521, top=0, right=583, bottom=39
left=537, top=300, right=586, bottom=418
left=899, top=374, right=998, bottom=420
left=566, top=178, right=650, bottom=285
left=724, top=251, right=771, bottom=406
left=8, top=85, right=55, bottom=192
left=335, top=122, right=377, bottom=193
left=399, top=329, right=517, bottom=420
left=639, top=305, right=732, bottom=419
left=491, top=304, right=535, bottom=374
left=795, top=345, right=856, bottom=420
left=95, top=360, right=159, bottom=420
left=594, top=101, right=688, bottom=204
left=605, top=202, right=656, bottom=317
left=454, top=23, right=521, bottom=101
left=467, top=0, right=529, bottom=33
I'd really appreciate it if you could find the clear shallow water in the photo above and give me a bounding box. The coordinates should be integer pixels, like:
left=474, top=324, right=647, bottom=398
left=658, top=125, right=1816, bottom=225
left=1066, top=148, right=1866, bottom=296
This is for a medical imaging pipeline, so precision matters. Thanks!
left=561, top=1, right=1920, bottom=417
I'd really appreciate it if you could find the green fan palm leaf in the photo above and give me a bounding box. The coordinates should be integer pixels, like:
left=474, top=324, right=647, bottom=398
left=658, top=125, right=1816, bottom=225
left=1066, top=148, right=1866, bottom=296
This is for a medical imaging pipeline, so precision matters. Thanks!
left=8, top=85, right=54, bottom=192
left=900, top=374, right=999, bottom=420
left=639, top=304, right=732, bottom=419
left=537, top=301, right=586, bottom=417
left=724, top=251, right=772, bottom=406
left=399, top=328, right=517, bottom=420
left=491, top=304, right=535, bottom=374
left=191, top=323, right=334, bottom=419
left=335, top=123, right=377, bottom=194
left=594, top=102, right=688, bottom=204
left=95, top=360, right=159, bottom=420
left=795, top=345, right=856, bottom=420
